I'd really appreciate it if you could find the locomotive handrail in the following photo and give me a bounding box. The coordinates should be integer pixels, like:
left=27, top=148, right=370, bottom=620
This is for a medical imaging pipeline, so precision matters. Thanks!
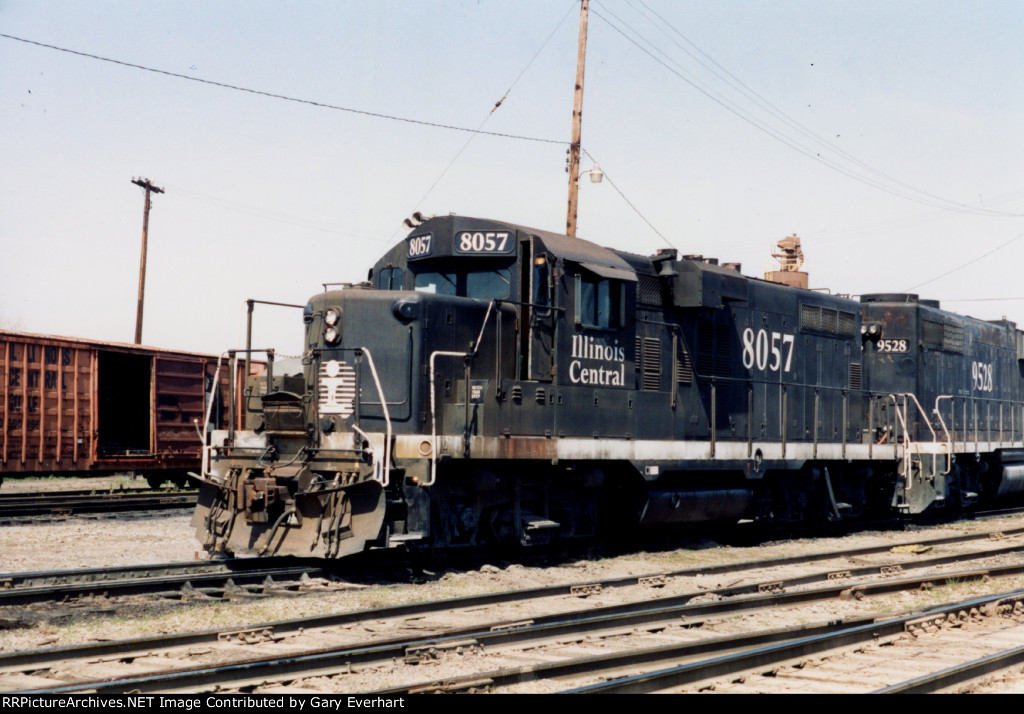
left=891, top=392, right=939, bottom=438
left=198, top=348, right=275, bottom=482
left=933, top=396, right=954, bottom=444
left=198, top=352, right=228, bottom=481
left=471, top=300, right=497, bottom=354
left=492, top=297, right=565, bottom=312
left=356, top=347, right=392, bottom=487
left=429, top=351, right=472, bottom=487
left=889, top=394, right=915, bottom=487
left=934, top=394, right=1024, bottom=454
left=889, top=392, right=948, bottom=490
left=930, top=396, right=955, bottom=477
left=646, top=365, right=902, bottom=458
left=226, top=348, right=277, bottom=431
left=684, top=370, right=891, bottom=458
left=198, top=353, right=225, bottom=443
left=427, top=301, right=499, bottom=487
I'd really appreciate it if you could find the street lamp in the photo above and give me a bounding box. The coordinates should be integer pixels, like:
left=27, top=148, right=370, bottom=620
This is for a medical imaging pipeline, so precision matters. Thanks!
left=580, top=162, right=603, bottom=184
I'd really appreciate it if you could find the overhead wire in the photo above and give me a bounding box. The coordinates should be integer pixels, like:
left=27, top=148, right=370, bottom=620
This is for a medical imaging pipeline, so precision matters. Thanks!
left=3, top=22, right=670, bottom=251
left=589, top=3, right=1024, bottom=219
left=588, top=3, right=1024, bottom=297
left=581, top=148, right=675, bottom=250
left=0, top=32, right=567, bottom=147
left=373, top=1, right=580, bottom=261
left=10, top=17, right=1018, bottom=285
left=378, top=0, right=677, bottom=257
left=396, top=1, right=579, bottom=231
left=591, top=6, right=929, bottom=207
left=627, top=0, right=1021, bottom=219
left=903, top=230, right=1024, bottom=292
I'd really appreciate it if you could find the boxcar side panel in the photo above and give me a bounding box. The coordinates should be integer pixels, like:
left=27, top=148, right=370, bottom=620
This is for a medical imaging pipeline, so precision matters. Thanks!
left=1, top=336, right=96, bottom=473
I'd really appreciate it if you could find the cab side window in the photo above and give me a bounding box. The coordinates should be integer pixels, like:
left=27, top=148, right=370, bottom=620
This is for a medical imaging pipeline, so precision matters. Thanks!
left=378, top=267, right=403, bottom=291
left=414, top=271, right=457, bottom=295
left=575, top=273, right=623, bottom=329
left=466, top=269, right=512, bottom=300
left=413, top=269, right=512, bottom=299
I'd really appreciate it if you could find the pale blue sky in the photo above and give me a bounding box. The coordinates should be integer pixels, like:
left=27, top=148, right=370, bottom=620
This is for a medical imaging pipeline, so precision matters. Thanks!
left=2, top=1, right=1022, bottom=354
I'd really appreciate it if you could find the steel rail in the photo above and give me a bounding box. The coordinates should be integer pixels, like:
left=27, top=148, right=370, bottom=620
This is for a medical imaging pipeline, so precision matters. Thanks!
left=0, top=488, right=191, bottom=501
left=374, top=615, right=884, bottom=694
left=0, top=556, right=296, bottom=589
left=2, top=524, right=1022, bottom=668
left=4, top=520, right=1014, bottom=603
left=0, top=492, right=196, bottom=518
left=875, top=642, right=1024, bottom=694
left=0, top=558, right=328, bottom=606
left=563, top=589, right=1024, bottom=694
left=14, top=558, right=1024, bottom=694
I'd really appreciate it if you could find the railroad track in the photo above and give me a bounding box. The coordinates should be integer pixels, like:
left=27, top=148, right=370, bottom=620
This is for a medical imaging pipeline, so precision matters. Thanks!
left=5, top=521, right=1024, bottom=608
left=560, top=591, right=1024, bottom=694
left=0, top=555, right=342, bottom=608
left=0, top=489, right=197, bottom=521
left=5, top=524, right=1024, bottom=694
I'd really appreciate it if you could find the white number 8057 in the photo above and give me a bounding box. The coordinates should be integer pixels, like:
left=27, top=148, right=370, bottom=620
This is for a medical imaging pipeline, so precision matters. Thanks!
left=742, top=328, right=795, bottom=372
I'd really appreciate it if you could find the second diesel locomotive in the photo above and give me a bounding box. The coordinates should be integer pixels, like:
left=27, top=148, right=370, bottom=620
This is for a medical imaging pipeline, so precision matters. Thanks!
left=193, top=214, right=1024, bottom=558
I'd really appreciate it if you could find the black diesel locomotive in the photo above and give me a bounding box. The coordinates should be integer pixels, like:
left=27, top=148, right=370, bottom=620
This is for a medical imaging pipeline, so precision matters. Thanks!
left=193, top=215, right=1024, bottom=558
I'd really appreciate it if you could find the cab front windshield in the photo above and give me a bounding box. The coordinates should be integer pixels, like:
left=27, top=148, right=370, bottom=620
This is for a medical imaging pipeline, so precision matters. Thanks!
left=414, top=268, right=511, bottom=300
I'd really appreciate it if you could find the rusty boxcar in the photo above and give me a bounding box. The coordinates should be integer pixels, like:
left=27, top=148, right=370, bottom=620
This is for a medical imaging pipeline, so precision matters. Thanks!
left=0, top=330, right=255, bottom=488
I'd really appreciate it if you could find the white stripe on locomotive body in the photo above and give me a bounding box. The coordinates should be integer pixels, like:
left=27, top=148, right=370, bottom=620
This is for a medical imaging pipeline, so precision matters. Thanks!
left=212, top=429, right=1024, bottom=468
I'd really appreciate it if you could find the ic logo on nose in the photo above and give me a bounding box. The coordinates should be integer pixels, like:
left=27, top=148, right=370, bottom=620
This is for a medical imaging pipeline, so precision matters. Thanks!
left=319, top=359, right=356, bottom=417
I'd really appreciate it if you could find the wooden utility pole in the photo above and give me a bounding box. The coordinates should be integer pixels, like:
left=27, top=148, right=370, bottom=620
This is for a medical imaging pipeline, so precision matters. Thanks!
left=565, top=0, right=589, bottom=237
left=132, top=177, right=164, bottom=344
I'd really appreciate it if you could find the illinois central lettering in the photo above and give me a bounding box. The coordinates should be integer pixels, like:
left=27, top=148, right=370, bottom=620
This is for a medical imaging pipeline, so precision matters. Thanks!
left=569, top=336, right=626, bottom=387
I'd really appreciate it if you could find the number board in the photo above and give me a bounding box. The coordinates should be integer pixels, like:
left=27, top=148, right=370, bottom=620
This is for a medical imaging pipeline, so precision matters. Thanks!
left=875, top=339, right=909, bottom=353
left=454, top=230, right=514, bottom=255
left=407, top=234, right=433, bottom=259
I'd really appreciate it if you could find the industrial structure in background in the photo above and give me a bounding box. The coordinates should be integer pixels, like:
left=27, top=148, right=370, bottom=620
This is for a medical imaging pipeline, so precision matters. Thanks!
left=764, top=234, right=809, bottom=289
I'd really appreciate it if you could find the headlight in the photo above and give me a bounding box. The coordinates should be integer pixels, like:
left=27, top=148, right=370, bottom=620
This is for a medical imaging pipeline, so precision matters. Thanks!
left=324, top=326, right=340, bottom=344
left=392, top=299, right=419, bottom=321
left=325, top=308, right=341, bottom=326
